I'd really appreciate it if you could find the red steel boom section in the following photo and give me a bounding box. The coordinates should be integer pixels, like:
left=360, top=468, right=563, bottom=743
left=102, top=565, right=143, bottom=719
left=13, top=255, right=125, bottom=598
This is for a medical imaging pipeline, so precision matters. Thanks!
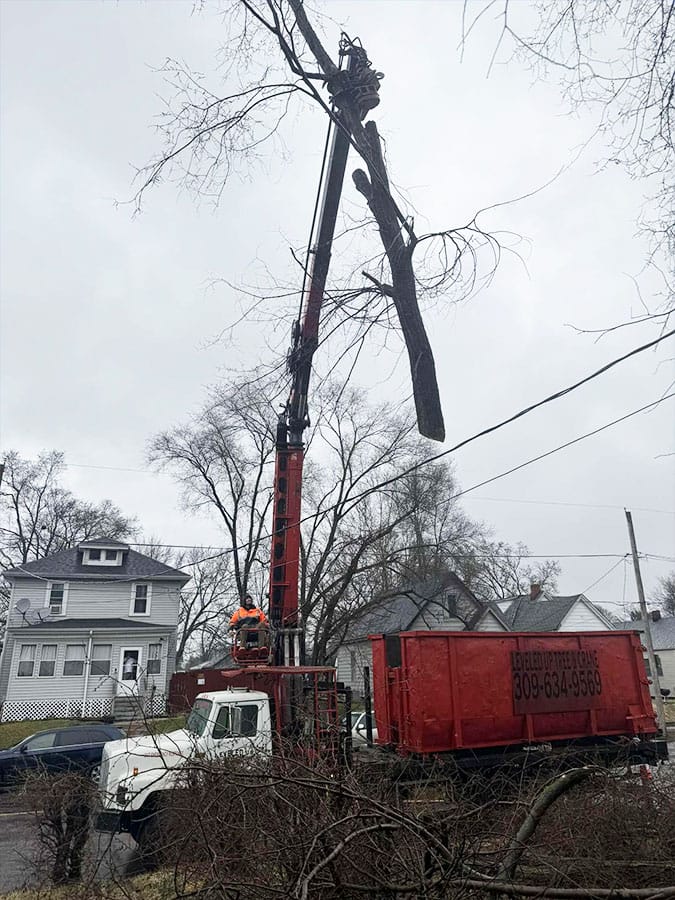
left=268, top=40, right=382, bottom=666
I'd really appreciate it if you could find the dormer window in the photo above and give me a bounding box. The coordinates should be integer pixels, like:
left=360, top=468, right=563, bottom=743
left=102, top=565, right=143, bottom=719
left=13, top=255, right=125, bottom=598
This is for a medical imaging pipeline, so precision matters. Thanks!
left=80, top=543, right=125, bottom=566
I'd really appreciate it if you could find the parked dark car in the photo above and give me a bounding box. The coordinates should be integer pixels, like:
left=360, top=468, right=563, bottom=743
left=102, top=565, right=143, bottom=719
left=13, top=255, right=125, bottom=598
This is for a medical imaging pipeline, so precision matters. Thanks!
left=0, top=724, right=124, bottom=787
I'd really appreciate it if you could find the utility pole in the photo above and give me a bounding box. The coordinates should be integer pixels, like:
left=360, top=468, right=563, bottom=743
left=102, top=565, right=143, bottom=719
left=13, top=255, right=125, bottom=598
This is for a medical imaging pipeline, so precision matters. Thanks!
left=625, top=509, right=665, bottom=734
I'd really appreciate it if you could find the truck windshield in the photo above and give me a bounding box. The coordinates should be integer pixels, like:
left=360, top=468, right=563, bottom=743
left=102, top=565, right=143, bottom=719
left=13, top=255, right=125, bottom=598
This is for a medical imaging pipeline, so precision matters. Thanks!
left=186, top=699, right=212, bottom=736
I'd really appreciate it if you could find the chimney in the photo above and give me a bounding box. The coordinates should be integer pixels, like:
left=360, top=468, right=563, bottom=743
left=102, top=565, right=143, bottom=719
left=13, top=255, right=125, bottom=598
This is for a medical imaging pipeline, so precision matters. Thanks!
left=651, top=609, right=661, bottom=622
left=529, top=583, right=542, bottom=601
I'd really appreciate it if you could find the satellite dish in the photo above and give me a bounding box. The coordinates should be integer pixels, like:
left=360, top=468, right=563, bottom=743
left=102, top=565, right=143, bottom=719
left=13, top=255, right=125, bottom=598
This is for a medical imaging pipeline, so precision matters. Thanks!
left=15, top=598, right=31, bottom=614
left=25, top=609, right=42, bottom=625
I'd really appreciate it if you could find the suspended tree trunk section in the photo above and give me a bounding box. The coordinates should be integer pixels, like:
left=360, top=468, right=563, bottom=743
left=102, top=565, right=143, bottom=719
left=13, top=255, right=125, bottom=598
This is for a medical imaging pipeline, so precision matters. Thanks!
left=288, top=0, right=446, bottom=443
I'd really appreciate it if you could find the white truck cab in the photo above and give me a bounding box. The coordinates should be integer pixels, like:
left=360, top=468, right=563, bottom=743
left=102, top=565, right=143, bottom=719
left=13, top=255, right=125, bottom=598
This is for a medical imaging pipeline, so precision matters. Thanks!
left=96, top=688, right=273, bottom=852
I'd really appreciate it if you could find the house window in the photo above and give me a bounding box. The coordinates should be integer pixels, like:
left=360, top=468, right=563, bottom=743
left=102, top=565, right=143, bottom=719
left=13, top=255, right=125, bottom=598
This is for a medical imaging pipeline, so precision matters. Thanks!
left=63, top=644, right=85, bottom=676
left=89, top=549, right=101, bottom=561
left=105, top=550, right=118, bottom=562
left=350, top=650, right=359, bottom=683
left=39, top=644, right=57, bottom=677
left=49, top=583, right=65, bottom=615
left=91, top=644, right=112, bottom=676
left=132, top=584, right=150, bottom=615
left=147, top=643, right=162, bottom=675
left=17, top=644, right=36, bottom=677
left=645, top=655, right=664, bottom=678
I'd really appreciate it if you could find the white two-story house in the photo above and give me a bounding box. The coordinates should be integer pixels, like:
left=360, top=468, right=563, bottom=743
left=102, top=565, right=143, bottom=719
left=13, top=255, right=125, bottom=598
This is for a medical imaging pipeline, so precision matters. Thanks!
left=0, top=539, right=189, bottom=722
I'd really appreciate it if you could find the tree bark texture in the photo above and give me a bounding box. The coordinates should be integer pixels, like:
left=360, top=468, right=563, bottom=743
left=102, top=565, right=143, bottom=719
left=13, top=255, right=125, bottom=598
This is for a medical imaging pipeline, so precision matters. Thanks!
left=351, top=121, right=445, bottom=442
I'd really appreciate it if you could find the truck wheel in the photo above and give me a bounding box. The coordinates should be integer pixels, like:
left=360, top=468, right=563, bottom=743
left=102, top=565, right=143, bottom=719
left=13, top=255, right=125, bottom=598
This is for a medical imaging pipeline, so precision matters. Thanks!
left=132, top=806, right=167, bottom=869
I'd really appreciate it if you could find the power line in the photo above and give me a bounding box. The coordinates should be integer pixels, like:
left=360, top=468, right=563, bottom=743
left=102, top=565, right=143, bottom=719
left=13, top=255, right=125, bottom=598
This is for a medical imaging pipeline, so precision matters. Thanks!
left=580, top=556, right=629, bottom=595
left=377, top=391, right=675, bottom=510
left=10, top=325, right=675, bottom=481
left=13, top=390, right=674, bottom=583
left=133, top=388, right=675, bottom=573
left=124, top=542, right=662, bottom=560
left=466, top=496, right=675, bottom=516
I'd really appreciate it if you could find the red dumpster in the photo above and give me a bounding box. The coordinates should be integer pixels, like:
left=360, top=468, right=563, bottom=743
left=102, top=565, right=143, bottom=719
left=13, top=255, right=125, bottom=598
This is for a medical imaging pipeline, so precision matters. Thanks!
left=369, top=631, right=657, bottom=755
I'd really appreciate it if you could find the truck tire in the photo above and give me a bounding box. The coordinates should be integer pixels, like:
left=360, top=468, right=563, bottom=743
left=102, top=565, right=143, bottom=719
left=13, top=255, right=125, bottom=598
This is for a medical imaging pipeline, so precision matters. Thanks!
left=131, top=800, right=167, bottom=869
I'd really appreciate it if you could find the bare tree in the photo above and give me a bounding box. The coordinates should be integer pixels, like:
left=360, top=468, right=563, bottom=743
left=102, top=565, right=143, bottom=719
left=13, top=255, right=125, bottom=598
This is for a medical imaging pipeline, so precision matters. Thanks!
left=467, top=0, right=675, bottom=315
left=465, top=539, right=561, bottom=601
left=174, top=550, right=233, bottom=666
left=148, top=375, right=277, bottom=604
left=652, top=571, right=675, bottom=616
left=0, top=450, right=137, bottom=568
left=148, top=376, right=493, bottom=664
left=133, top=538, right=235, bottom=666
left=135, top=1, right=504, bottom=442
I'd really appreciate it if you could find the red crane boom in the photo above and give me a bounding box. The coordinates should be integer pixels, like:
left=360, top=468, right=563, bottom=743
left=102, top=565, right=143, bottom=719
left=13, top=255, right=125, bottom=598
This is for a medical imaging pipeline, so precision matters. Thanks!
left=268, top=39, right=382, bottom=666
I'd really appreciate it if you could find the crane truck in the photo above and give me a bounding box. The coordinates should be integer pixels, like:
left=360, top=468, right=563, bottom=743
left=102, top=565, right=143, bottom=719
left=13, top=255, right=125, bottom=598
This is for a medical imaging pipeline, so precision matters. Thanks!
left=96, top=36, right=382, bottom=853
left=96, top=37, right=666, bottom=857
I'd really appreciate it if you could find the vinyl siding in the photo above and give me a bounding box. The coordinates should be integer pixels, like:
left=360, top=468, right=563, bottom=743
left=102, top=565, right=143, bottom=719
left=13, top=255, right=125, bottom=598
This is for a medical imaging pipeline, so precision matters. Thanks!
left=2, top=628, right=173, bottom=705
left=559, top=601, right=611, bottom=631
left=658, top=649, right=675, bottom=695
left=0, top=632, right=17, bottom=702
left=474, top=610, right=508, bottom=632
left=6, top=577, right=182, bottom=628
left=336, top=641, right=372, bottom=695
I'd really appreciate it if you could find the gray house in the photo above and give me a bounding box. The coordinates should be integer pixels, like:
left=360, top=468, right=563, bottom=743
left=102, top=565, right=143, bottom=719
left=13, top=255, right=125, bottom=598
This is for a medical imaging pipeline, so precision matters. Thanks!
left=0, top=539, right=189, bottom=722
left=492, top=585, right=616, bottom=632
left=335, top=572, right=508, bottom=695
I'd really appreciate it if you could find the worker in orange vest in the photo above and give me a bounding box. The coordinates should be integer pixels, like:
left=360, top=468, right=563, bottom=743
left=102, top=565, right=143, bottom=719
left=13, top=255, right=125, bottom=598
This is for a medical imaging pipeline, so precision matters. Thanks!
left=229, top=594, right=269, bottom=631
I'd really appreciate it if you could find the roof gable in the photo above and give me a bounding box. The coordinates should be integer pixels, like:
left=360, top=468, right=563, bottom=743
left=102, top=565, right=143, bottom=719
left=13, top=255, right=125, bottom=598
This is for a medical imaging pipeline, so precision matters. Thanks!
left=472, top=604, right=511, bottom=630
left=340, top=572, right=484, bottom=643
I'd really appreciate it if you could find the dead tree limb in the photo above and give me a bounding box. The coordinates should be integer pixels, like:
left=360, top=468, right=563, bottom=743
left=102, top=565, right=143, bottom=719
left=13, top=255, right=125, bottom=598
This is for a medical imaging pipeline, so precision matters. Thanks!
left=287, top=0, right=445, bottom=442
left=497, top=767, right=596, bottom=881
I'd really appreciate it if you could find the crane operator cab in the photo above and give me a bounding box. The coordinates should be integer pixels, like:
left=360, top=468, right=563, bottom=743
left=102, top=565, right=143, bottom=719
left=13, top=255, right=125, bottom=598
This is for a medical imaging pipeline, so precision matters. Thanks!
left=229, top=595, right=271, bottom=665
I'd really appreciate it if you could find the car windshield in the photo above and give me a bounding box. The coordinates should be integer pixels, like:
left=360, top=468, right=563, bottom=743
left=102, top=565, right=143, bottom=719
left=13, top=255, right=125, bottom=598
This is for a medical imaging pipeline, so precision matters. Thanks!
left=186, top=699, right=213, bottom=736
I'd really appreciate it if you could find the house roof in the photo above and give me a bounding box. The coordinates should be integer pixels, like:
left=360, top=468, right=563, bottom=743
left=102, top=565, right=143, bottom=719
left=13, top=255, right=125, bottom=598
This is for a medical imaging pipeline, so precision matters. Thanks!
left=619, top=617, right=675, bottom=651
left=341, top=572, right=484, bottom=644
left=502, top=596, right=578, bottom=631
left=499, top=593, right=614, bottom=632
left=4, top=546, right=189, bottom=583
left=78, top=539, right=130, bottom=548
left=8, top=617, right=172, bottom=631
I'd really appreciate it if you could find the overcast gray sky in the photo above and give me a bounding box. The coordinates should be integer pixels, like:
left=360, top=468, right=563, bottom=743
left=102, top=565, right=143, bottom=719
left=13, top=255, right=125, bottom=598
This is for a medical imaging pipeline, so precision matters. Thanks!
left=1, top=0, right=673, bottom=616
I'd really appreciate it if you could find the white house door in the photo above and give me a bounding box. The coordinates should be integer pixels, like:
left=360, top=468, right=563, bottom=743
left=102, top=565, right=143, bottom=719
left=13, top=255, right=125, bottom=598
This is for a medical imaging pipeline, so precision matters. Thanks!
left=117, top=648, right=142, bottom=696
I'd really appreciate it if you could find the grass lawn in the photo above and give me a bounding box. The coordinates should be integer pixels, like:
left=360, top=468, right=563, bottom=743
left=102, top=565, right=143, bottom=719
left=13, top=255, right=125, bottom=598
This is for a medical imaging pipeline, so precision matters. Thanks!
left=144, top=715, right=186, bottom=735
left=0, top=715, right=187, bottom=749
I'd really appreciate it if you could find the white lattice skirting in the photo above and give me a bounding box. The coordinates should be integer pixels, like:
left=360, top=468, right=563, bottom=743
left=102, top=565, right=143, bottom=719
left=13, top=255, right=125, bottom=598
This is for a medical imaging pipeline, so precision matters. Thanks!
left=0, top=698, right=115, bottom=723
